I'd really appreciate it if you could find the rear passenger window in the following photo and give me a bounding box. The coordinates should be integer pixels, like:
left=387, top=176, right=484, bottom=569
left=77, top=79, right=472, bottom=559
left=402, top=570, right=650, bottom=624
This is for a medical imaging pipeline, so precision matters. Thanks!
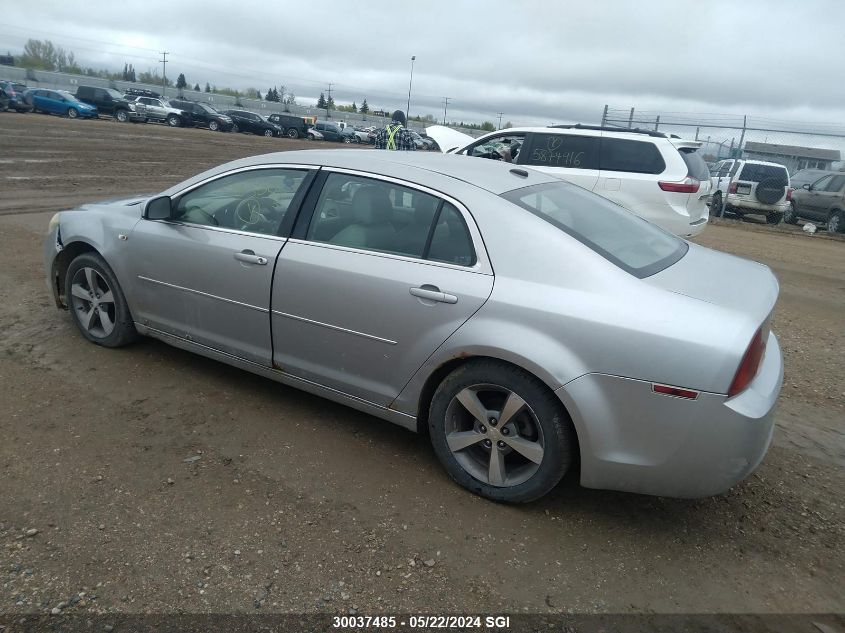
left=307, top=174, right=475, bottom=266
left=600, top=138, right=666, bottom=174
left=522, top=134, right=599, bottom=170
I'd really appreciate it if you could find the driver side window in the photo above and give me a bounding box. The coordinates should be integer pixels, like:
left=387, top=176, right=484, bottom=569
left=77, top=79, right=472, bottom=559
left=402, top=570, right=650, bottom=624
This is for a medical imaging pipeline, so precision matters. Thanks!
left=173, top=168, right=308, bottom=236
left=465, top=134, right=527, bottom=162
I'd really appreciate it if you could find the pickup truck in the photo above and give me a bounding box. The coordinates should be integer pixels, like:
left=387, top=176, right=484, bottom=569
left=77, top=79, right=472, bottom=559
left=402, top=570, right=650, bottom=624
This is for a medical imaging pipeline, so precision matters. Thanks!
left=128, top=96, right=190, bottom=127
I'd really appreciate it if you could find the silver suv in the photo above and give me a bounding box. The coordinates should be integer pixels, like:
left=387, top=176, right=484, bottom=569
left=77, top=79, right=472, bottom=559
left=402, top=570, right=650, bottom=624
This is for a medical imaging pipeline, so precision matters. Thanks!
left=710, top=159, right=791, bottom=224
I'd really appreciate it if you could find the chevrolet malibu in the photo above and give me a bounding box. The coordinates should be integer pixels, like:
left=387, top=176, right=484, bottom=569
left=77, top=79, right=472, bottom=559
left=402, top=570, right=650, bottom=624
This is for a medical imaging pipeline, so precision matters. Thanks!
left=44, top=151, right=783, bottom=503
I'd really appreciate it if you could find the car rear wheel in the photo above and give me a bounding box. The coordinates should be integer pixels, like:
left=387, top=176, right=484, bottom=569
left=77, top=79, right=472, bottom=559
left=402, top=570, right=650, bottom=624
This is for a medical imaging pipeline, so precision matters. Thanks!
left=67, top=107, right=78, bottom=119
left=429, top=360, right=576, bottom=503
left=783, top=203, right=799, bottom=225
left=232, top=124, right=240, bottom=133
left=264, top=129, right=273, bottom=137
left=208, top=120, right=219, bottom=132
left=343, top=136, right=353, bottom=144
left=710, top=192, right=722, bottom=216
left=65, top=253, right=138, bottom=348
left=828, top=210, right=844, bottom=234
left=114, top=109, right=129, bottom=123
left=166, top=114, right=180, bottom=127
left=286, top=128, right=299, bottom=139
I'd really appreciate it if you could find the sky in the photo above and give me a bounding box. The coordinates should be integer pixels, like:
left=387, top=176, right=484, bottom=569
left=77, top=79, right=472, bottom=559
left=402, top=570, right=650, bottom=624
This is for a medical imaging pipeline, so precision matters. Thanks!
left=2, top=0, right=845, bottom=152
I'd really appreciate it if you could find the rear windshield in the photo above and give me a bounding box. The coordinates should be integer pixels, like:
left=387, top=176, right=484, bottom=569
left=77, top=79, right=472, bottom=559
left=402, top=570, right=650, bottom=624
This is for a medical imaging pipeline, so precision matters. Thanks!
left=738, top=163, right=788, bottom=186
left=501, top=181, right=687, bottom=278
left=679, top=148, right=710, bottom=181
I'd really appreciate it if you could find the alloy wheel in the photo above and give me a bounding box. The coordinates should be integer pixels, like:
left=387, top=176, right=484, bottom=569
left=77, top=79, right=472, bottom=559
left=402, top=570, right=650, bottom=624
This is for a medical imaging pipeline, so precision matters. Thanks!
left=444, top=384, right=545, bottom=487
left=69, top=267, right=116, bottom=339
left=829, top=213, right=841, bottom=233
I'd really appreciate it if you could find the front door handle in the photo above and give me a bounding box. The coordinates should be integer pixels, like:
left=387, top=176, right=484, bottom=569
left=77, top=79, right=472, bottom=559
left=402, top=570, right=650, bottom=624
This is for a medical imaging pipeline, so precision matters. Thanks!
left=234, top=250, right=267, bottom=265
left=410, top=285, right=458, bottom=304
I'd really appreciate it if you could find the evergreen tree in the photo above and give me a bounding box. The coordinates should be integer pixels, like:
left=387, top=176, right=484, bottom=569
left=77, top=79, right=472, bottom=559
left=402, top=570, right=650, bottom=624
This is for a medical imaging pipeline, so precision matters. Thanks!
left=316, top=93, right=327, bottom=109
left=175, top=73, right=187, bottom=90
left=128, top=64, right=136, bottom=82
left=122, top=62, right=128, bottom=80
left=350, top=102, right=357, bottom=113
left=256, top=90, right=262, bottom=100
left=204, top=82, right=211, bottom=93
left=193, top=83, right=200, bottom=91
left=360, top=99, right=369, bottom=114
left=326, top=95, right=335, bottom=109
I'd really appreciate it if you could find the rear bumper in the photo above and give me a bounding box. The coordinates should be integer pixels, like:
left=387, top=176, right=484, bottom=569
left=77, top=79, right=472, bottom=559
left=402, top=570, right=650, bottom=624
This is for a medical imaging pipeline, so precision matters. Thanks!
left=726, top=194, right=788, bottom=215
left=628, top=200, right=709, bottom=237
left=555, top=332, right=783, bottom=498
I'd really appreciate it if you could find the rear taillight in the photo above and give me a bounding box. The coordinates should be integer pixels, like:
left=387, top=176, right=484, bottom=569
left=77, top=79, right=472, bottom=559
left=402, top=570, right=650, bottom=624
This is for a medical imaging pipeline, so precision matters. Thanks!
left=658, top=177, right=700, bottom=193
left=728, top=327, right=767, bottom=396
left=728, top=182, right=738, bottom=194
left=786, top=188, right=793, bottom=201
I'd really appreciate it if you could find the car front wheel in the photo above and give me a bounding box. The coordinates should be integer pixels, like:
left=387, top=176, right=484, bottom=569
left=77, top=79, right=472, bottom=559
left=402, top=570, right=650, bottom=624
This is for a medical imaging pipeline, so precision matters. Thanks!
left=166, top=114, right=180, bottom=127
left=208, top=120, right=219, bottom=131
left=710, top=192, right=722, bottom=216
left=429, top=360, right=576, bottom=503
left=828, top=210, right=845, bottom=233
left=65, top=253, right=138, bottom=348
left=114, top=109, right=129, bottom=123
left=232, top=124, right=239, bottom=133
left=286, top=128, right=299, bottom=139
left=67, top=107, right=78, bottom=119
left=264, top=129, right=273, bottom=137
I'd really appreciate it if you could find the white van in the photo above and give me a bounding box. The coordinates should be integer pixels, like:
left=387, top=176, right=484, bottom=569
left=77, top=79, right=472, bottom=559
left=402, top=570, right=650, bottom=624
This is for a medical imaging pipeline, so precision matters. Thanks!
left=427, top=124, right=712, bottom=237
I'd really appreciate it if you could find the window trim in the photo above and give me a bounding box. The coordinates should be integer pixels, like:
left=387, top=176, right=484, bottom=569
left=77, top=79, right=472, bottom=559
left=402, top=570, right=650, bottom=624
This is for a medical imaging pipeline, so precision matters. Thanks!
left=153, top=164, right=319, bottom=239
left=292, top=167, right=492, bottom=275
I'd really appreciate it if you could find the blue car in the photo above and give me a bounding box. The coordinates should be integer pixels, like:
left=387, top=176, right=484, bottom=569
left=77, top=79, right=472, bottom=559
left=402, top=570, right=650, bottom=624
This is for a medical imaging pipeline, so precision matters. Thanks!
left=29, top=89, right=98, bottom=119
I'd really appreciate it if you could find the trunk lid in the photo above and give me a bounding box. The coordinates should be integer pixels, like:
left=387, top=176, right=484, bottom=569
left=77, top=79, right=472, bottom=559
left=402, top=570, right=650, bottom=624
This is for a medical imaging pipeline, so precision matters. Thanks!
left=645, top=242, right=778, bottom=326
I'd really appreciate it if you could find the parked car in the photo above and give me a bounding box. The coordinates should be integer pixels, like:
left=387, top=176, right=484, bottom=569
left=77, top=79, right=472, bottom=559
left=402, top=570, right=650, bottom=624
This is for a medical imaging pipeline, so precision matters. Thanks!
left=28, top=89, right=98, bottom=119
left=168, top=100, right=233, bottom=131
left=0, top=80, right=33, bottom=112
left=128, top=96, right=189, bottom=127
left=710, top=159, right=791, bottom=224
left=223, top=110, right=282, bottom=137
left=44, top=150, right=782, bottom=503
left=352, top=127, right=372, bottom=144
left=428, top=124, right=712, bottom=237
left=306, top=127, right=324, bottom=141
left=785, top=172, right=845, bottom=232
left=74, top=86, right=139, bottom=122
left=314, top=120, right=355, bottom=143
left=266, top=113, right=309, bottom=139
left=788, top=168, right=832, bottom=190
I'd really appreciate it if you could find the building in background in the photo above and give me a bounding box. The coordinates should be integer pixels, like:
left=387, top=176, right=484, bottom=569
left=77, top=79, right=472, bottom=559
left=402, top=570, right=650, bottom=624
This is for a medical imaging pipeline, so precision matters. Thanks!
left=744, top=142, right=840, bottom=174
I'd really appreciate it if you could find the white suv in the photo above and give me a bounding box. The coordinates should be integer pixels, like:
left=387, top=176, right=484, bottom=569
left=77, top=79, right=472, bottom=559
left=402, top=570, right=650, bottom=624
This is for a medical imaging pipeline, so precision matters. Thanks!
left=426, top=124, right=712, bottom=237
left=709, top=159, right=791, bottom=224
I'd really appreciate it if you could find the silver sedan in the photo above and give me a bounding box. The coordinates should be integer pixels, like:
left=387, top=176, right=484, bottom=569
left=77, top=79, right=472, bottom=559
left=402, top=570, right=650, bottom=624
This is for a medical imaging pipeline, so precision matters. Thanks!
left=44, top=150, right=783, bottom=502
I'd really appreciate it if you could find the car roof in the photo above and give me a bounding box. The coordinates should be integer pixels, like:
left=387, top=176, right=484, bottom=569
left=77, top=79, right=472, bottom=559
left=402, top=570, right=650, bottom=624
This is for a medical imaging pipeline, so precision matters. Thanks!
left=164, top=150, right=561, bottom=197
left=738, top=159, right=788, bottom=168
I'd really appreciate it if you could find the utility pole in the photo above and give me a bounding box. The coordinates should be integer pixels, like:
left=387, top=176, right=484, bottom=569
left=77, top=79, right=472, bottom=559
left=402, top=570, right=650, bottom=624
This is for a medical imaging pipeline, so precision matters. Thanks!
left=600, top=104, right=608, bottom=126
left=442, top=97, right=450, bottom=125
left=497, top=112, right=504, bottom=130
left=738, top=114, right=747, bottom=155
left=326, top=82, right=333, bottom=118
left=406, top=55, right=415, bottom=123
left=654, top=115, right=660, bottom=132
left=627, top=107, right=635, bottom=129
left=159, top=51, right=168, bottom=96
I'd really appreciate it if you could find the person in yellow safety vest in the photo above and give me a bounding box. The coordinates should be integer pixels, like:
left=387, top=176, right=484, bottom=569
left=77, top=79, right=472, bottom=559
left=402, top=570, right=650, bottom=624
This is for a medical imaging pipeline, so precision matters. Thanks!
left=373, top=110, right=417, bottom=151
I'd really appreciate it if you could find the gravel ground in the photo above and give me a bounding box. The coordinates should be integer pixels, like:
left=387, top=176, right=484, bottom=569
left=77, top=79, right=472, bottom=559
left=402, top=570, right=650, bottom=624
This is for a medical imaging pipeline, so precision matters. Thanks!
left=0, top=113, right=843, bottom=625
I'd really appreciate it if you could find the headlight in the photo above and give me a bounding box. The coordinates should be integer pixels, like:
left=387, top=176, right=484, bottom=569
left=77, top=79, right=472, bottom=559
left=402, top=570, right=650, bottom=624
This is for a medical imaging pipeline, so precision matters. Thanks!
left=128, top=103, right=136, bottom=111
left=48, top=212, right=61, bottom=233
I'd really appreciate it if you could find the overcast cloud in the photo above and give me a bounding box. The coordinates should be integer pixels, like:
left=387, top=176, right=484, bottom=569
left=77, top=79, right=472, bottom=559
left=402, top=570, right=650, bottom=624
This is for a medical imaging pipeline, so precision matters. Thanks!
left=2, top=0, right=844, bottom=135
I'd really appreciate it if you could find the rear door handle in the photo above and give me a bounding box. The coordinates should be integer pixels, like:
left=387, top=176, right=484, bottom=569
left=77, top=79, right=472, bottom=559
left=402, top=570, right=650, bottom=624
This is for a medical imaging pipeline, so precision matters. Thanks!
left=410, top=285, right=458, bottom=304
left=234, top=250, right=267, bottom=265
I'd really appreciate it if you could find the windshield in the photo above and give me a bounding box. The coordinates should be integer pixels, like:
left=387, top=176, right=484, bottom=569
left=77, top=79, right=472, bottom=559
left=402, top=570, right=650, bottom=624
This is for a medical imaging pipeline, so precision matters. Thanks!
left=199, top=103, right=219, bottom=114
left=501, top=181, right=687, bottom=278
left=105, top=89, right=123, bottom=99
left=679, top=148, right=710, bottom=181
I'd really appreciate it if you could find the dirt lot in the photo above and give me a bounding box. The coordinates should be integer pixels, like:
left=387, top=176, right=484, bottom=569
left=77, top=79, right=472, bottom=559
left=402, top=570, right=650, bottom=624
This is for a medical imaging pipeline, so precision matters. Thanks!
left=0, top=114, right=843, bottom=624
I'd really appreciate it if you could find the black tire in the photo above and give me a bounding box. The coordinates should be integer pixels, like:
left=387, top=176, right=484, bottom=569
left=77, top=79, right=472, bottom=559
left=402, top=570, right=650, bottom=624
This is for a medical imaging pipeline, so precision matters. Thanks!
left=286, top=128, right=299, bottom=139
left=755, top=178, right=784, bottom=205
left=429, top=360, right=576, bottom=503
left=828, top=210, right=845, bottom=234
left=65, top=252, right=138, bottom=348
left=232, top=123, right=239, bottom=133
left=67, top=107, right=79, bottom=119
left=343, top=136, right=352, bottom=144
left=710, top=192, right=722, bottom=217
left=114, top=109, right=129, bottom=123
left=783, top=203, right=799, bottom=225
left=766, top=212, right=783, bottom=224
left=166, top=114, right=180, bottom=127
left=208, top=120, right=219, bottom=132
left=307, top=132, right=315, bottom=140
left=263, top=128, right=273, bottom=137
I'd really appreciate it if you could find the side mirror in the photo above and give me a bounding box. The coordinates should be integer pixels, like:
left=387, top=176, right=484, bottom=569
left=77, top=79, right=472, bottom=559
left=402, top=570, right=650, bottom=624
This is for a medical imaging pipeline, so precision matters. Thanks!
left=144, top=195, right=173, bottom=220
left=802, top=184, right=811, bottom=190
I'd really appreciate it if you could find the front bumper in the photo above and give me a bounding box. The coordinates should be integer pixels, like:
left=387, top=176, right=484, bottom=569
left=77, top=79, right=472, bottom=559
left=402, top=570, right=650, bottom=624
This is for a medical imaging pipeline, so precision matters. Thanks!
left=555, top=332, right=783, bottom=498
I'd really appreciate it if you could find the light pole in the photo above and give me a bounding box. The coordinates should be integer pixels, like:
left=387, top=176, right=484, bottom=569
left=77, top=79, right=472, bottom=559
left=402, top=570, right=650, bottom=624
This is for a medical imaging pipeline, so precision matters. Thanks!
left=406, top=55, right=415, bottom=122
